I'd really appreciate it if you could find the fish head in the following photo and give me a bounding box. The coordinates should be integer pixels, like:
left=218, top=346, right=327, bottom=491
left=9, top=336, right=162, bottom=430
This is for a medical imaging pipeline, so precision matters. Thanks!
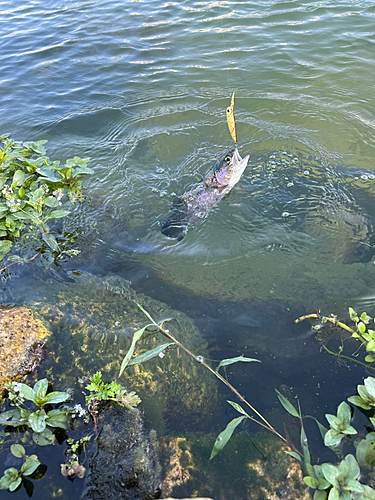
left=213, top=149, right=250, bottom=189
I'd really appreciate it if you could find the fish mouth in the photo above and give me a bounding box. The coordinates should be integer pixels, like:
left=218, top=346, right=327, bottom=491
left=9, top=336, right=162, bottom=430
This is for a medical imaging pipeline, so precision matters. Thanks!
left=228, top=149, right=250, bottom=188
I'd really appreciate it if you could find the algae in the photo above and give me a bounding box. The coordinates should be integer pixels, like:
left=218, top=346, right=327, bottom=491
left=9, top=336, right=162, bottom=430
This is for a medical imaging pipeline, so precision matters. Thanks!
left=35, top=273, right=218, bottom=430
left=0, top=306, right=49, bottom=394
left=161, top=431, right=310, bottom=500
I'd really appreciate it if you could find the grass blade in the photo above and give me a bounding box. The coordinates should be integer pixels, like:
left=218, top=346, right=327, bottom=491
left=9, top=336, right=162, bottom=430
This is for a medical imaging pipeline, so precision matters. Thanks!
left=128, top=343, right=174, bottom=366
left=227, top=400, right=249, bottom=416
left=216, top=355, right=261, bottom=372
left=137, top=304, right=157, bottom=325
left=210, top=416, right=245, bottom=460
left=118, top=324, right=152, bottom=377
left=275, top=389, right=300, bottom=418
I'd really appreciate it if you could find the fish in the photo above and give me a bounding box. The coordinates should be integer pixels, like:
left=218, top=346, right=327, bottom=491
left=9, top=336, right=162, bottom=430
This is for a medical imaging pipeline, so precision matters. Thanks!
left=226, top=92, right=237, bottom=144
left=161, top=148, right=250, bottom=240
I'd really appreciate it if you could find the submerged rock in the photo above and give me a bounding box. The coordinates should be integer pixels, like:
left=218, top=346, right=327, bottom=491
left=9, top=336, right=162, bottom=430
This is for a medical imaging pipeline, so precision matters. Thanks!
left=160, top=431, right=309, bottom=500
left=81, top=401, right=162, bottom=500
left=0, top=306, right=49, bottom=394
left=36, top=273, right=218, bottom=431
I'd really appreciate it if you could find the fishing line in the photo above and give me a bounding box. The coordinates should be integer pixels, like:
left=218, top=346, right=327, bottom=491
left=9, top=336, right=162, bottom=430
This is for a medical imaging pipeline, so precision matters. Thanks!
left=219, top=1, right=231, bottom=90
left=219, top=2, right=238, bottom=146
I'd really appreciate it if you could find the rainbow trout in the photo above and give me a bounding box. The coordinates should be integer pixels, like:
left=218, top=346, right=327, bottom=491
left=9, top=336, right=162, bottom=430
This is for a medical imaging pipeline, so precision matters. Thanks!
left=161, top=148, right=249, bottom=240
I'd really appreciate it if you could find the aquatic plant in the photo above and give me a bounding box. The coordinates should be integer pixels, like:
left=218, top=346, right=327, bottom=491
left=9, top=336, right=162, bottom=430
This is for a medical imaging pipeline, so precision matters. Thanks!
left=119, top=304, right=286, bottom=450
left=0, top=379, right=70, bottom=446
left=324, top=402, right=357, bottom=447
left=348, top=377, right=375, bottom=417
left=85, top=371, right=141, bottom=407
left=60, top=437, right=90, bottom=480
left=0, top=133, right=93, bottom=266
left=0, top=444, right=42, bottom=493
left=276, top=377, right=375, bottom=500
left=295, top=308, right=375, bottom=370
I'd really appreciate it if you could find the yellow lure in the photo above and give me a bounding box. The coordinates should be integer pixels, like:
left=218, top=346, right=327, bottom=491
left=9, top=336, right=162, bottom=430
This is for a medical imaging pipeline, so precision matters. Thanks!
left=226, top=91, right=237, bottom=144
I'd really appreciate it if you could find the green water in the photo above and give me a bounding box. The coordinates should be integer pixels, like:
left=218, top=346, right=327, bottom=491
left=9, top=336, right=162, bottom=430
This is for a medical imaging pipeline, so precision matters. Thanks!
left=1, top=0, right=375, bottom=498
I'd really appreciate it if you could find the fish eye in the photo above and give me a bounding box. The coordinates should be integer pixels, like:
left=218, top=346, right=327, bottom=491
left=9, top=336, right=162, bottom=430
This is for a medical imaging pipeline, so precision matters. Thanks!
left=225, top=156, right=231, bottom=163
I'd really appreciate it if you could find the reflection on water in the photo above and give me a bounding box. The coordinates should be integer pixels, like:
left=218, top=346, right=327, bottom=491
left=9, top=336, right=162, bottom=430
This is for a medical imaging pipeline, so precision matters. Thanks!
left=1, top=0, right=375, bottom=498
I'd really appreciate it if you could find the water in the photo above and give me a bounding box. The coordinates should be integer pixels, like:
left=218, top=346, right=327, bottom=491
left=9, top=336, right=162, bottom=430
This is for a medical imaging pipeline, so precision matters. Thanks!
left=1, top=0, right=375, bottom=497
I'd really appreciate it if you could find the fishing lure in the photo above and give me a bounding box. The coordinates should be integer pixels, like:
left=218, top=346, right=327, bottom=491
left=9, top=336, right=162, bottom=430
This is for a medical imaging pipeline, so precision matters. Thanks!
left=226, top=91, right=237, bottom=144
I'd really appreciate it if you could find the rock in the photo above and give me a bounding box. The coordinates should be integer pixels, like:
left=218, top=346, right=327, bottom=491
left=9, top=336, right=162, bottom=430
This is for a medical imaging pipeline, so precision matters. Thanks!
left=81, top=401, right=162, bottom=500
left=37, top=273, right=218, bottom=431
left=160, top=432, right=310, bottom=500
left=0, top=306, right=49, bottom=394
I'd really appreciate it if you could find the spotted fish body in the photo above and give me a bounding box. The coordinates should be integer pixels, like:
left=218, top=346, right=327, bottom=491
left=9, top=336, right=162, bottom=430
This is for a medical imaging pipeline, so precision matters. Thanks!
left=161, top=148, right=250, bottom=240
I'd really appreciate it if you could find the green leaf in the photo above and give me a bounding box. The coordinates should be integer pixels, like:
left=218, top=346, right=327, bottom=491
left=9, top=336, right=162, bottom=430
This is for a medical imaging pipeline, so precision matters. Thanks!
left=44, top=391, right=70, bottom=404
left=345, top=454, right=360, bottom=480
left=8, top=476, right=22, bottom=492
left=347, top=394, right=371, bottom=410
left=10, top=444, right=25, bottom=458
left=227, top=400, right=249, bottom=416
left=337, top=401, right=351, bottom=425
left=324, top=429, right=344, bottom=448
left=45, top=409, right=69, bottom=429
left=365, top=355, right=375, bottom=363
left=312, top=417, right=329, bottom=441
left=0, top=409, right=26, bottom=427
left=118, top=324, right=153, bottom=377
left=285, top=451, right=302, bottom=462
left=35, top=168, right=59, bottom=182
left=367, top=340, right=375, bottom=352
left=42, top=232, right=59, bottom=252
left=358, top=385, right=372, bottom=404
left=0, top=468, right=19, bottom=490
left=321, top=463, right=339, bottom=488
left=328, top=488, right=340, bottom=500
left=304, top=476, right=319, bottom=489
left=12, top=170, right=26, bottom=187
left=313, top=491, right=327, bottom=500
left=365, top=377, right=375, bottom=398
left=362, top=485, right=375, bottom=500
left=215, top=355, right=261, bottom=372
left=356, top=432, right=375, bottom=469
left=345, top=478, right=363, bottom=493
left=301, top=425, right=310, bottom=465
left=275, top=389, right=300, bottom=418
left=34, top=379, right=48, bottom=401
left=349, top=307, right=358, bottom=322
left=18, top=383, right=36, bottom=402
left=361, top=312, right=371, bottom=324
left=32, top=427, right=55, bottom=446
left=71, top=166, right=94, bottom=178
left=210, top=416, right=245, bottom=460
left=137, top=304, right=157, bottom=324
left=128, top=343, right=174, bottom=366
left=21, top=458, right=40, bottom=476
left=28, top=410, right=47, bottom=433
left=325, top=414, right=340, bottom=431
left=12, top=211, right=35, bottom=221
left=44, top=210, right=70, bottom=221
left=358, top=322, right=366, bottom=334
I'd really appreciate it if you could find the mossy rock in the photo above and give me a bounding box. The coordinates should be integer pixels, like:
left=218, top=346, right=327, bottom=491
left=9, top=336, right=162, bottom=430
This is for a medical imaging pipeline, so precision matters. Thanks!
left=0, top=306, right=49, bottom=394
left=161, top=431, right=310, bottom=500
left=35, top=273, right=218, bottom=430
left=81, top=401, right=162, bottom=500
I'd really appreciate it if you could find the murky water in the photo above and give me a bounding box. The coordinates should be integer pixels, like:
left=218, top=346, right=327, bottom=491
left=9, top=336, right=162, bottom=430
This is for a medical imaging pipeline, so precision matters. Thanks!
left=1, top=0, right=375, bottom=498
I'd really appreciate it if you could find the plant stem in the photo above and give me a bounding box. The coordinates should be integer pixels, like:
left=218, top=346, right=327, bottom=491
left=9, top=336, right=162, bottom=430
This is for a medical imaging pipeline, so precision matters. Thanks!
left=0, top=252, right=40, bottom=274
left=321, top=345, right=375, bottom=372
left=144, top=308, right=286, bottom=443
